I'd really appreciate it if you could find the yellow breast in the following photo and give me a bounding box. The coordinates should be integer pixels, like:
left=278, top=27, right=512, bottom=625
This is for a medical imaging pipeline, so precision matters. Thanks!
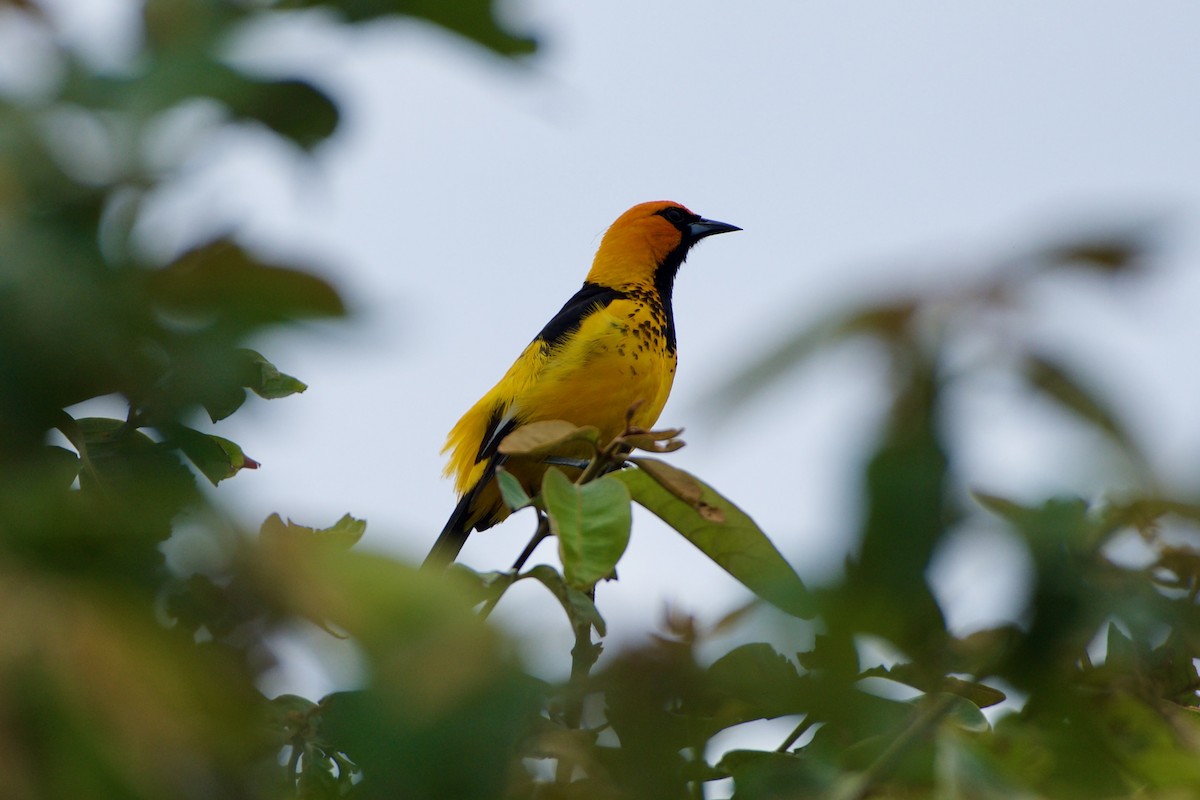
left=521, top=293, right=676, bottom=441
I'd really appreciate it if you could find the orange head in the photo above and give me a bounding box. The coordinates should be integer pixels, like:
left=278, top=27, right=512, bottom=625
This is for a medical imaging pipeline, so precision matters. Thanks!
left=585, top=201, right=740, bottom=290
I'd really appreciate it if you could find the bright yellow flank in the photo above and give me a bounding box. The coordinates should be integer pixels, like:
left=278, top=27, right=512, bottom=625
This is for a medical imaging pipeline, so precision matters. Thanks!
left=424, top=201, right=740, bottom=567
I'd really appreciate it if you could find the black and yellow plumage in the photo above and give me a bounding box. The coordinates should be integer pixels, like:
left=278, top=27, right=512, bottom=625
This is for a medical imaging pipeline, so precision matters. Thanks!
left=424, top=201, right=739, bottom=567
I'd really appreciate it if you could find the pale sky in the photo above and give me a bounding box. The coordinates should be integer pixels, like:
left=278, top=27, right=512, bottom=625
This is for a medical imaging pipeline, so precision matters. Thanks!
left=80, top=1, right=1200, bottom=698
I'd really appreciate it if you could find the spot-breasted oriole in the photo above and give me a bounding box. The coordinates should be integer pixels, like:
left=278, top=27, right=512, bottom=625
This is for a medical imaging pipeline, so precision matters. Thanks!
left=424, top=201, right=740, bottom=567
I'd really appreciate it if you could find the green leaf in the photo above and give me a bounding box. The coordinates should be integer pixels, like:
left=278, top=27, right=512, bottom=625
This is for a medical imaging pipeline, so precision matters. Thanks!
left=859, top=663, right=1007, bottom=709
left=200, top=383, right=247, bottom=423
left=707, top=643, right=808, bottom=719
left=542, top=468, right=631, bottom=589
left=620, top=427, right=686, bottom=454
left=1021, top=352, right=1145, bottom=467
left=628, top=456, right=705, bottom=509
left=495, top=468, right=533, bottom=511
left=171, top=425, right=259, bottom=485
left=498, top=419, right=600, bottom=458
left=149, top=239, right=345, bottom=326
left=190, top=348, right=305, bottom=422
left=310, top=0, right=538, bottom=57
left=237, top=349, right=308, bottom=400
left=613, top=465, right=814, bottom=619
left=267, top=693, right=318, bottom=742
left=521, top=564, right=607, bottom=637
left=928, top=692, right=991, bottom=734
left=847, top=347, right=949, bottom=656
left=1149, top=631, right=1200, bottom=704
left=260, top=512, right=367, bottom=551
left=43, top=445, right=82, bottom=488
left=76, top=416, right=198, bottom=519
left=1105, top=621, right=1137, bottom=672
left=220, top=76, right=339, bottom=151
left=719, top=749, right=834, bottom=795
left=972, top=493, right=1091, bottom=553
left=934, top=729, right=1028, bottom=798
left=856, top=350, right=947, bottom=586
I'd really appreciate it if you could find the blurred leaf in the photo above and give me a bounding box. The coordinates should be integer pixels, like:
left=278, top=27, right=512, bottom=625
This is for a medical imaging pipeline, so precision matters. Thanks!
left=163, top=574, right=246, bottom=639
left=720, top=749, right=835, bottom=797
left=972, top=494, right=1120, bottom=693
left=1096, top=496, right=1200, bottom=539
left=141, top=0, right=242, bottom=55
left=239, top=348, right=308, bottom=399
left=797, top=632, right=860, bottom=676
left=153, top=346, right=306, bottom=424
left=1022, top=352, right=1145, bottom=466
left=614, top=465, right=814, bottom=619
left=521, top=563, right=607, bottom=637
left=260, top=512, right=366, bottom=551
left=706, top=643, right=809, bottom=721
left=289, top=554, right=540, bottom=800
left=149, top=238, right=345, bottom=326
left=846, top=347, right=949, bottom=656
left=1105, top=621, right=1137, bottom=673
left=929, top=692, right=991, bottom=734
left=934, top=729, right=1029, bottom=799
left=620, top=426, right=686, bottom=453
left=0, top=570, right=268, bottom=798
left=171, top=425, right=259, bottom=485
left=946, top=626, right=1024, bottom=677
left=1037, top=228, right=1154, bottom=275
left=597, top=640, right=705, bottom=798
left=268, top=693, right=318, bottom=741
left=708, top=299, right=917, bottom=414
left=195, top=369, right=249, bottom=423
left=542, top=468, right=631, bottom=588
left=42, top=444, right=81, bottom=488
left=282, top=0, right=539, bottom=57
left=495, top=467, right=533, bottom=511
left=860, top=664, right=1006, bottom=709
left=1154, top=545, right=1200, bottom=592
left=76, top=415, right=198, bottom=531
left=498, top=419, right=600, bottom=458
left=220, top=76, right=339, bottom=150
left=970, top=491, right=1032, bottom=525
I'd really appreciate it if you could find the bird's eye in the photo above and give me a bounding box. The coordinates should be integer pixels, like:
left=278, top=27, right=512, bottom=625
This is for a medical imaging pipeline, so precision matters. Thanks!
left=663, top=208, right=685, bottom=223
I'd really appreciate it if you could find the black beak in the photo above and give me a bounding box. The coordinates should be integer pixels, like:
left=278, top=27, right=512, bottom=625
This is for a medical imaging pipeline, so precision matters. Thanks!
left=688, top=217, right=742, bottom=242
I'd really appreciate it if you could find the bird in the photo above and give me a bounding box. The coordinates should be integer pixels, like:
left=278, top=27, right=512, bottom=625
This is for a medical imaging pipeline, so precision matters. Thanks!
left=423, top=201, right=740, bottom=568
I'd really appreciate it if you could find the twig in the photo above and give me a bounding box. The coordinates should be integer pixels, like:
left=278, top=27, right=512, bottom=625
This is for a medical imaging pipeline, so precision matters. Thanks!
left=511, top=511, right=552, bottom=572
left=478, top=513, right=551, bottom=620
left=775, top=715, right=814, bottom=752
left=831, top=692, right=959, bottom=800
left=286, top=738, right=304, bottom=793
left=688, top=746, right=707, bottom=800
left=556, top=585, right=601, bottom=784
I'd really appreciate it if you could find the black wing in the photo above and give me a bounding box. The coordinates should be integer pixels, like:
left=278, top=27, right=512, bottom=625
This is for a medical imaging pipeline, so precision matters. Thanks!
left=535, top=281, right=627, bottom=349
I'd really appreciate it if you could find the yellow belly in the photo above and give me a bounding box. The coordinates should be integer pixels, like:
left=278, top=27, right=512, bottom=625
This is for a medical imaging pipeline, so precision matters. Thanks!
left=446, top=294, right=678, bottom=530
left=520, top=297, right=676, bottom=442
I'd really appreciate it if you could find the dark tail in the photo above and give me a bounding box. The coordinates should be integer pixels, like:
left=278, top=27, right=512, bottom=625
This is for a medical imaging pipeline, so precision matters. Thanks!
left=424, top=454, right=506, bottom=569
left=422, top=490, right=476, bottom=570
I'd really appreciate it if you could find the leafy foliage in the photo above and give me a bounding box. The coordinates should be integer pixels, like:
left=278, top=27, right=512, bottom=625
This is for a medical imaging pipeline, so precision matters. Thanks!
left=3, top=1, right=1199, bottom=799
